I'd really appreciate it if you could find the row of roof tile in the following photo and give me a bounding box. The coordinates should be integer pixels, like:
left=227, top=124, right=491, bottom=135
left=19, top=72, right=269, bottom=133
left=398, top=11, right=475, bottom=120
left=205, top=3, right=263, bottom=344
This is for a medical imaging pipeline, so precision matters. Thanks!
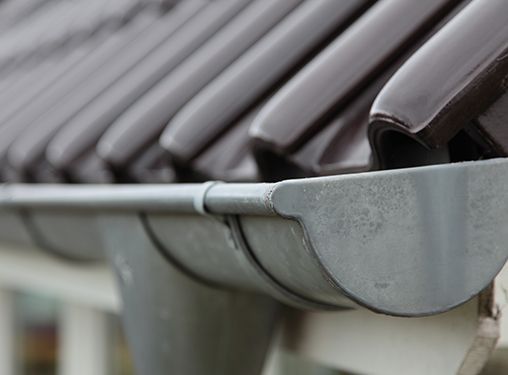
left=0, top=0, right=506, bottom=184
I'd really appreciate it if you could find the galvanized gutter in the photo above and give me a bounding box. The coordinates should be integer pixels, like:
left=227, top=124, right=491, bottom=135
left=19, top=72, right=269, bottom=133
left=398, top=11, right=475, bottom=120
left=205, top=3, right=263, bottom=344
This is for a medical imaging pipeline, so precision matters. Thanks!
left=0, top=158, right=507, bottom=373
left=0, top=158, right=506, bottom=316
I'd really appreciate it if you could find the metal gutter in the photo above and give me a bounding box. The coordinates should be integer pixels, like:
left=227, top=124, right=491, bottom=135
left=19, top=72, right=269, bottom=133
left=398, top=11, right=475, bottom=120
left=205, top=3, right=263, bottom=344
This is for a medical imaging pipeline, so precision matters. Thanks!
left=0, top=158, right=506, bottom=316
left=0, top=158, right=506, bottom=373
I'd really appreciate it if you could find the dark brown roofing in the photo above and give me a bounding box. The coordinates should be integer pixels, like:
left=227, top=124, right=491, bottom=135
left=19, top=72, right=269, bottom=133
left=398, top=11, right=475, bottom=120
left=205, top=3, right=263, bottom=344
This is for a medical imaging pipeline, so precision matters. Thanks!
left=46, top=0, right=255, bottom=182
left=0, top=7, right=161, bottom=180
left=64, top=0, right=300, bottom=182
left=160, top=0, right=371, bottom=163
left=6, top=0, right=204, bottom=182
left=95, top=0, right=304, bottom=181
left=0, top=0, right=505, bottom=183
left=250, top=0, right=467, bottom=180
left=369, top=0, right=508, bottom=165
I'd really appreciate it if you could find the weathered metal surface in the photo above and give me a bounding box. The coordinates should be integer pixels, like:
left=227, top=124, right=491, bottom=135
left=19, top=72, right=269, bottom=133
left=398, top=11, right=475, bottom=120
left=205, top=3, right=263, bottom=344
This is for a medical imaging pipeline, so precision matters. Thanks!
left=102, top=213, right=279, bottom=375
left=268, top=159, right=508, bottom=316
left=0, top=159, right=506, bottom=316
